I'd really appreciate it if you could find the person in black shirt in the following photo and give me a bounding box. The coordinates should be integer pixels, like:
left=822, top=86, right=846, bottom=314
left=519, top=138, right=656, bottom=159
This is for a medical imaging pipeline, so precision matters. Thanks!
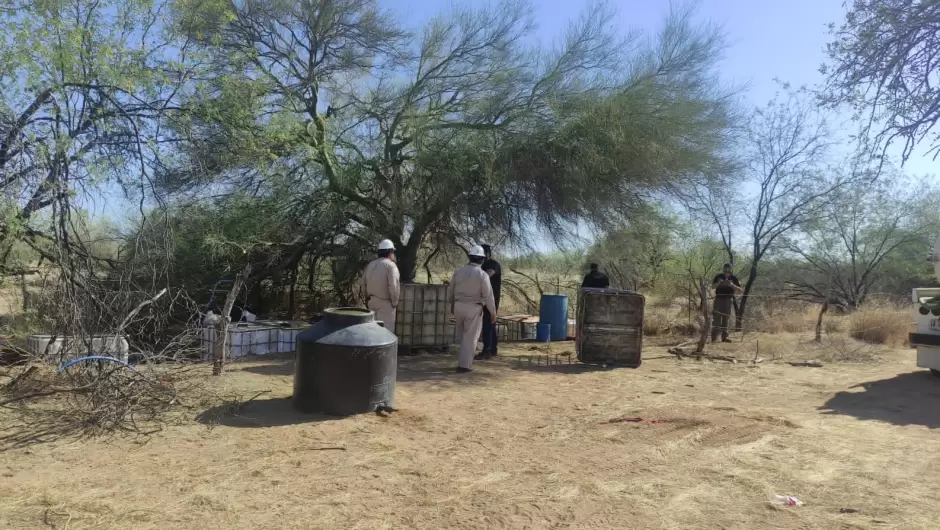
left=711, top=263, right=742, bottom=343
left=581, top=263, right=610, bottom=288
left=477, top=244, right=501, bottom=360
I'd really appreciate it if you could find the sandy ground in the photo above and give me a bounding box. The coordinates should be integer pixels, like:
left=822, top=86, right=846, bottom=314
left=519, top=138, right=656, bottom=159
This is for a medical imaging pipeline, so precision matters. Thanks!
left=3, top=338, right=940, bottom=529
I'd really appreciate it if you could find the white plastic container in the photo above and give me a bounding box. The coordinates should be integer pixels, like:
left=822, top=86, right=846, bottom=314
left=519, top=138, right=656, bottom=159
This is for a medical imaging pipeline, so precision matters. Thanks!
left=276, top=327, right=300, bottom=353
left=201, top=324, right=280, bottom=359
left=26, top=334, right=130, bottom=363
left=235, top=326, right=278, bottom=356
left=257, top=320, right=309, bottom=353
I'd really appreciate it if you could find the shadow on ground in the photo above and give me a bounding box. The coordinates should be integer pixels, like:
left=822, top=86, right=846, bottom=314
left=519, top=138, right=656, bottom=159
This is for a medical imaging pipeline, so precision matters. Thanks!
left=239, top=359, right=293, bottom=377
left=506, top=358, right=619, bottom=374
left=197, top=397, right=340, bottom=428
left=396, top=354, right=500, bottom=384
left=238, top=354, right=500, bottom=384
left=501, top=350, right=638, bottom=374
left=820, top=371, right=940, bottom=428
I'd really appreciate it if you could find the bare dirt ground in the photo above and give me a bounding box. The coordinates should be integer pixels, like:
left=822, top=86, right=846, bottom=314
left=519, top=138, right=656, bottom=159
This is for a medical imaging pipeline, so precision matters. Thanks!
left=3, top=337, right=940, bottom=529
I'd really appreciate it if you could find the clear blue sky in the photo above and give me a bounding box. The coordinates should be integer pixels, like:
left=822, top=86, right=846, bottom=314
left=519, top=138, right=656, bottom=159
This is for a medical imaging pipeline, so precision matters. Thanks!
left=384, top=0, right=936, bottom=175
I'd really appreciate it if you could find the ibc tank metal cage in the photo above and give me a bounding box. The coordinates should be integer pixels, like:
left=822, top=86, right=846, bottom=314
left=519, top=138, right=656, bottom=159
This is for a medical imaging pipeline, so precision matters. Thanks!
left=495, top=315, right=577, bottom=342
left=395, top=283, right=453, bottom=348
left=497, top=315, right=538, bottom=341
left=200, top=324, right=285, bottom=359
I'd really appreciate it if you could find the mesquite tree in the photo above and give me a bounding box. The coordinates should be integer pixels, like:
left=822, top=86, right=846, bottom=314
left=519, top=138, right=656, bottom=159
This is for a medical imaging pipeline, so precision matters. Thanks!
left=786, top=175, right=940, bottom=308
left=0, top=0, right=191, bottom=272
left=165, top=0, right=739, bottom=281
left=695, top=90, right=861, bottom=330
left=823, top=0, right=940, bottom=162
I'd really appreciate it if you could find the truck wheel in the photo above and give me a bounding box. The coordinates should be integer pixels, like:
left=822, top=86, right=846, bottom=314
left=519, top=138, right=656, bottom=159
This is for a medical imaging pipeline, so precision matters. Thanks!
left=931, top=369, right=940, bottom=379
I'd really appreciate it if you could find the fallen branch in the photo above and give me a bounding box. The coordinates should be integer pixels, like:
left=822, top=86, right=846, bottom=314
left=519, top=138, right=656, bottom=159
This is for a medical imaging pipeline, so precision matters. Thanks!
left=0, top=384, right=93, bottom=407
left=1, top=365, right=38, bottom=392
left=43, top=508, right=72, bottom=530
left=224, top=390, right=270, bottom=415
left=788, top=361, right=824, bottom=368
left=669, top=347, right=700, bottom=360
left=669, top=347, right=738, bottom=363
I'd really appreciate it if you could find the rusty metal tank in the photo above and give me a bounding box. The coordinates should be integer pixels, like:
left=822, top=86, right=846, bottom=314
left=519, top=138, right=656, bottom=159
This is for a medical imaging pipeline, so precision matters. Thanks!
left=576, top=288, right=645, bottom=367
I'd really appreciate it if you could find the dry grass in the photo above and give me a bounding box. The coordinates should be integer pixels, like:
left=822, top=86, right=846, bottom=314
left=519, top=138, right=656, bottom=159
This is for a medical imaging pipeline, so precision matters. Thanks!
left=643, top=306, right=700, bottom=337
left=0, top=279, right=930, bottom=529
left=728, top=333, right=884, bottom=364
left=849, top=305, right=913, bottom=346
left=642, top=308, right=672, bottom=336
left=754, top=308, right=815, bottom=333
left=2, top=335, right=940, bottom=529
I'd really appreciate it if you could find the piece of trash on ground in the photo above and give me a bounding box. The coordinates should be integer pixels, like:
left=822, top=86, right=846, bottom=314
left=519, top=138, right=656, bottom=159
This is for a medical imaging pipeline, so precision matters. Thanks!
left=772, top=494, right=804, bottom=507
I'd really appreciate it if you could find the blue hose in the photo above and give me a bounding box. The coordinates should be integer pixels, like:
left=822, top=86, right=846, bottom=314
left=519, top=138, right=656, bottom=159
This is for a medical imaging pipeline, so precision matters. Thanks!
left=57, top=356, right=134, bottom=374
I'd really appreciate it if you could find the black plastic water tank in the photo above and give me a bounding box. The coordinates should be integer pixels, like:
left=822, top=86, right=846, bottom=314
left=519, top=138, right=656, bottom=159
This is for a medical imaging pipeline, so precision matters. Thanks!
left=292, top=307, right=397, bottom=415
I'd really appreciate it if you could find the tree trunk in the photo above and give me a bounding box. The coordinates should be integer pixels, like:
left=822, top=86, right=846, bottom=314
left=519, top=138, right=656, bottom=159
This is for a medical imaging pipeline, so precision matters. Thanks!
left=396, top=237, right=422, bottom=283
left=307, top=256, right=316, bottom=291
left=213, top=264, right=251, bottom=376
left=735, top=264, right=759, bottom=332
left=814, top=300, right=829, bottom=342
left=695, top=278, right=711, bottom=354
left=423, top=244, right=441, bottom=284
left=287, top=263, right=298, bottom=320
left=19, top=272, right=27, bottom=312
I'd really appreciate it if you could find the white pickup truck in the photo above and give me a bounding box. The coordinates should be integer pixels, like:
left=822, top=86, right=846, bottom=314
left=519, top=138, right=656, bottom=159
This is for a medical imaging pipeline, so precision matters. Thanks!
left=909, top=236, right=940, bottom=377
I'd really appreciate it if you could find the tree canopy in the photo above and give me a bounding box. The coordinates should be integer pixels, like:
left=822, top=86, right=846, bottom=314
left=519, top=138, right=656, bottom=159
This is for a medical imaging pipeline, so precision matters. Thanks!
left=161, top=0, right=739, bottom=281
left=823, top=0, right=940, bottom=162
left=2, top=0, right=933, bottom=328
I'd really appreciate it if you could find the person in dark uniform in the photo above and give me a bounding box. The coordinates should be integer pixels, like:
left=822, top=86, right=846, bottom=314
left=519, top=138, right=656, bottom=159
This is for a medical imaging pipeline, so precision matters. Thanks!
left=476, top=244, right=501, bottom=360
left=581, top=263, right=610, bottom=288
left=711, top=263, right=742, bottom=343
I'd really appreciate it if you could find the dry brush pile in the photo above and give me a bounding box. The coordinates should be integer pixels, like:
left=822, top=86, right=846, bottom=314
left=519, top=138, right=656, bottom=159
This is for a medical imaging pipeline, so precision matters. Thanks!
left=0, top=275, right=213, bottom=449
left=0, top=200, right=233, bottom=450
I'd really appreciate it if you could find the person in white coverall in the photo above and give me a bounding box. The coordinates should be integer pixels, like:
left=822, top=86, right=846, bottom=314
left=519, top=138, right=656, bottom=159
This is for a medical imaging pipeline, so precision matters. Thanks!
left=361, top=239, right=401, bottom=332
left=447, top=245, right=497, bottom=373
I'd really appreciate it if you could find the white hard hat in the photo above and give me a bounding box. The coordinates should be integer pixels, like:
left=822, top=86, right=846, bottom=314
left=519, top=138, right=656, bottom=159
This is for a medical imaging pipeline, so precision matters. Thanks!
left=378, top=239, right=395, bottom=250
left=469, top=245, right=485, bottom=257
